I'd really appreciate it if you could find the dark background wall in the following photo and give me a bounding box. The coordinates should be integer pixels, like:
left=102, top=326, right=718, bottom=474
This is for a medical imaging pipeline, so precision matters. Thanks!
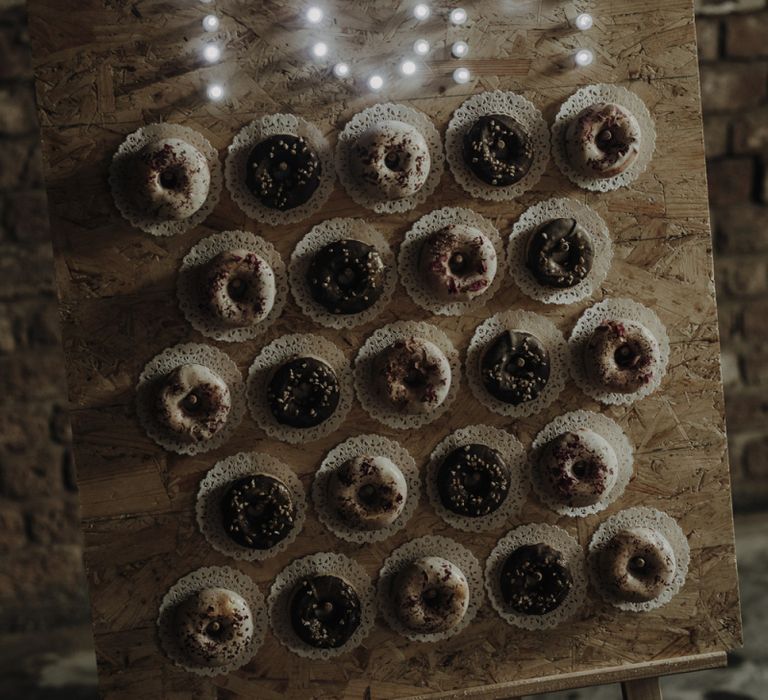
left=0, top=0, right=765, bottom=696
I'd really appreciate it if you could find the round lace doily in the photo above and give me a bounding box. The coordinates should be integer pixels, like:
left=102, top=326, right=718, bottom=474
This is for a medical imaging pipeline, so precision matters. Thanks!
left=529, top=410, right=634, bottom=518
left=196, top=452, right=307, bottom=562
left=312, top=434, right=420, bottom=544
left=398, top=207, right=505, bottom=316
left=354, top=321, right=461, bottom=430
left=289, top=218, right=397, bottom=329
left=377, top=535, right=484, bottom=643
left=177, top=230, right=288, bottom=342
left=485, top=523, right=587, bottom=630
left=156, top=566, right=267, bottom=677
left=267, top=552, right=376, bottom=659
left=587, top=506, right=690, bottom=612
left=425, top=424, right=527, bottom=532
left=507, top=198, right=613, bottom=305
left=466, top=310, right=569, bottom=419
left=110, top=123, right=222, bottom=237
left=551, top=84, right=657, bottom=192
left=568, top=297, right=670, bottom=405
left=225, top=114, right=335, bottom=225
left=136, top=343, right=246, bottom=456
left=335, top=103, right=445, bottom=214
left=445, top=91, right=550, bottom=201
left=246, top=333, right=353, bottom=444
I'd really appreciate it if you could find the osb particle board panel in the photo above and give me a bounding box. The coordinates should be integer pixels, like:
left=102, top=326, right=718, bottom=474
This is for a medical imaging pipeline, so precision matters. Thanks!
left=26, top=0, right=741, bottom=698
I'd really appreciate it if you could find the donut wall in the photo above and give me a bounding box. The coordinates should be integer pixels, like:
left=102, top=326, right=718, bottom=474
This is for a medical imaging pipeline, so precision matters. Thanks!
left=26, top=0, right=742, bottom=698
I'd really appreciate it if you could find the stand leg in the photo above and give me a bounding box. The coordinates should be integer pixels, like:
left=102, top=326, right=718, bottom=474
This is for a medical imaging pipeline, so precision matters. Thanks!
left=621, top=677, right=662, bottom=700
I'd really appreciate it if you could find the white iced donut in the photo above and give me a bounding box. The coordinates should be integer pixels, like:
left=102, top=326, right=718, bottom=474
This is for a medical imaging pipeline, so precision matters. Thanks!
left=204, top=249, right=277, bottom=328
left=174, top=587, right=254, bottom=668
left=352, top=120, right=431, bottom=200
left=373, top=336, right=451, bottom=415
left=392, top=556, right=470, bottom=633
left=565, top=103, right=641, bottom=179
left=155, top=363, right=231, bottom=443
left=327, top=455, right=408, bottom=530
left=132, top=137, right=211, bottom=220
left=418, top=224, right=498, bottom=302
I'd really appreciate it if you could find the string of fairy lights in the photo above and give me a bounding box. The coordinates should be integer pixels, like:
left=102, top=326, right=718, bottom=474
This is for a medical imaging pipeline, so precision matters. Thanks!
left=198, top=3, right=595, bottom=101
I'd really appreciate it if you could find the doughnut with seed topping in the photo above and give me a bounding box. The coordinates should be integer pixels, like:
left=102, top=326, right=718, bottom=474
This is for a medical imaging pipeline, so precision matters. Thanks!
left=437, top=444, right=510, bottom=517
left=500, top=543, right=573, bottom=615
left=480, top=330, right=551, bottom=405
left=267, top=356, right=340, bottom=429
left=462, top=114, right=533, bottom=187
left=289, top=575, right=362, bottom=649
left=525, top=218, right=595, bottom=288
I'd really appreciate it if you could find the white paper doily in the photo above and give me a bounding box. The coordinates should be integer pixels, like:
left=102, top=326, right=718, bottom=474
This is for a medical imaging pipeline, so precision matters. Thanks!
left=136, top=343, right=246, bottom=456
left=552, top=84, right=656, bottom=192
left=196, top=452, right=307, bottom=562
left=225, top=114, right=335, bottom=225
left=289, top=218, right=397, bottom=329
left=312, top=434, right=419, bottom=544
left=157, top=566, right=267, bottom=677
left=110, top=123, right=222, bottom=237
left=568, top=298, right=670, bottom=406
left=246, top=334, right=353, bottom=444
left=507, top=198, right=613, bottom=305
left=398, top=207, right=505, bottom=316
left=335, top=103, right=445, bottom=214
left=485, top=524, right=587, bottom=630
left=377, top=535, right=484, bottom=643
left=445, top=91, right=549, bottom=201
left=178, top=231, right=288, bottom=342
left=267, top=553, right=376, bottom=659
left=466, top=311, right=569, bottom=419
left=354, top=321, right=461, bottom=430
left=426, top=425, right=527, bottom=532
left=529, top=410, right=634, bottom=518
left=587, top=507, right=690, bottom=612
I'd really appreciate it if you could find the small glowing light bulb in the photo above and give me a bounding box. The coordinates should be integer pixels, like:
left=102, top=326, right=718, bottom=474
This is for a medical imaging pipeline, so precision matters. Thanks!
left=368, top=74, right=384, bottom=91
left=414, top=38, right=430, bottom=55
left=451, top=40, right=469, bottom=58
left=306, top=6, right=323, bottom=23
left=400, top=59, right=417, bottom=76
left=575, top=13, right=594, bottom=31
left=413, top=3, right=430, bottom=20
left=312, top=41, right=328, bottom=58
left=207, top=83, right=224, bottom=101
left=203, top=44, right=221, bottom=63
left=202, top=14, right=219, bottom=32
left=333, top=62, right=350, bottom=78
left=450, top=8, right=468, bottom=25
left=453, top=67, right=470, bottom=84
left=574, top=48, right=594, bottom=66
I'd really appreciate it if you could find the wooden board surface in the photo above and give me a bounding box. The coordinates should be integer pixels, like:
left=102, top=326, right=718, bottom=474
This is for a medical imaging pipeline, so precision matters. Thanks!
left=26, top=0, right=742, bottom=698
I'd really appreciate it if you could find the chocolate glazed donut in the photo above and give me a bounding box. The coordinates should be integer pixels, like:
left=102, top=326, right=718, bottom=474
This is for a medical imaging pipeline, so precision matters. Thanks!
left=220, top=474, right=296, bottom=550
left=437, top=444, right=511, bottom=517
left=463, top=114, right=534, bottom=187
left=306, top=239, right=386, bottom=315
left=480, top=330, right=551, bottom=405
left=525, top=218, right=595, bottom=289
left=289, top=575, right=362, bottom=649
left=246, top=134, right=322, bottom=211
left=267, top=356, right=340, bottom=429
left=598, top=527, right=676, bottom=603
left=500, top=543, right=573, bottom=615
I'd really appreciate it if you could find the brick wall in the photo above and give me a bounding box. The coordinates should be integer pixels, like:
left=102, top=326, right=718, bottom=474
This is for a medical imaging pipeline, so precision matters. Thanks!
left=697, top=0, right=768, bottom=510
left=0, top=2, right=89, bottom=634
left=0, top=0, right=764, bottom=665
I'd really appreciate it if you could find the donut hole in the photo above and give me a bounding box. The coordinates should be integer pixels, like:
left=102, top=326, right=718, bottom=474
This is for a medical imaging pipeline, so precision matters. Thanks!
left=159, top=166, right=186, bottom=191
left=227, top=277, right=250, bottom=301
left=181, top=389, right=210, bottom=416
left=448, top=251, right=472, bottom=276
left=313, top=600, right=336, bottom=622
left=383, top=148, right=407, bottom=172
left=271, top=159, right=292, bottom=182
left=403, top=366, right=428, bottom=389
left=463, top=468, right=490, bottom=495
left=524, top=569, right=545, bottom=588
left=614, top=342, right=642, bottom=369
left=421, top=586, right=444, bottom=610
left=596, top=125, right=629, bottom=156
left=628, top=555, right=654, bottom=579
left=504, top=352, right=529, bottom=376
left=336, top=266, right=360, bottom=290
left=571, top=460, right=591, bottom=479
left=204, top=618, right=233, bottom=642
left=357, top=483, right=379, bottom=507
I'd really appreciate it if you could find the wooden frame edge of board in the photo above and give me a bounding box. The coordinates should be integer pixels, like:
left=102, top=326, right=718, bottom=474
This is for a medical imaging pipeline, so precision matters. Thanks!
left=401, top=651, right=727, bottom=699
